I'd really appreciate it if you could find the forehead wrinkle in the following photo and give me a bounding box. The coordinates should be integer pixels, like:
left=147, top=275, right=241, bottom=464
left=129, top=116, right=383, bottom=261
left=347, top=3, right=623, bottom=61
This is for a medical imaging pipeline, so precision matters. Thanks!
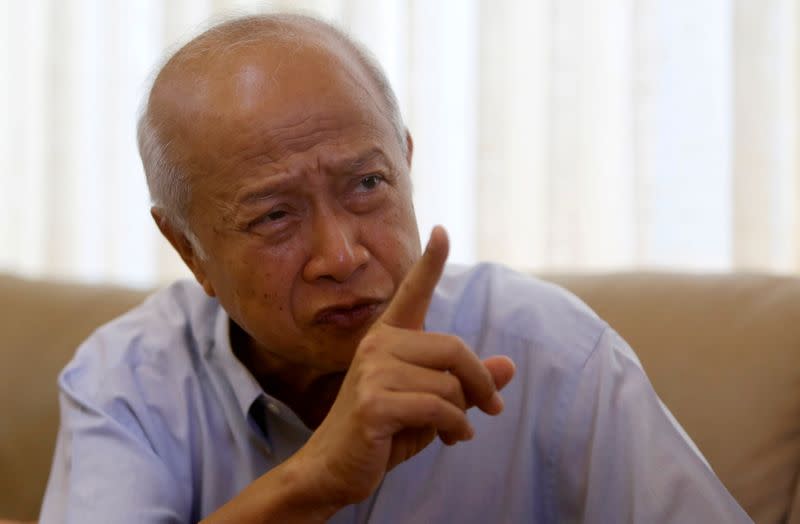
left=261, top=116, right=352, bottom=159
left=262, top=114, right=320, bottom=144
left=214, top=118, right=377, bottom=197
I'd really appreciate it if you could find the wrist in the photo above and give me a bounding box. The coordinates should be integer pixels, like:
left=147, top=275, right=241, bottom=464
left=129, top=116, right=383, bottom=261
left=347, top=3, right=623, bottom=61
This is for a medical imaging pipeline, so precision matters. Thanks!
left=200, top=450, right=344, bottom=524
left=275, top=451, right=345, bottom=521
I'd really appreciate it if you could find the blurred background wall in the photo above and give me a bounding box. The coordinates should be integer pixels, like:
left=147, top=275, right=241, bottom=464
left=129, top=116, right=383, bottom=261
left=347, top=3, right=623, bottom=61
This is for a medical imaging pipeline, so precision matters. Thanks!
left=1, top=0, right=798, bottom=287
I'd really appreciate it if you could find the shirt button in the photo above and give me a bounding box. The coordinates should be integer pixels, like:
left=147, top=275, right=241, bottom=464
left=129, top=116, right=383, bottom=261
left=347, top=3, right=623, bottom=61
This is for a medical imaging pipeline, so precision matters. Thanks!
left=267, top=402, right=280, bottom=415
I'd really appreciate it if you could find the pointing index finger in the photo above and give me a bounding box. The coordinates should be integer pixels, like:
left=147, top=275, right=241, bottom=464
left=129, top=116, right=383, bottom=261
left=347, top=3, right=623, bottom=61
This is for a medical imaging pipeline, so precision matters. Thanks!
left=381, top=226, right=449, bottom=329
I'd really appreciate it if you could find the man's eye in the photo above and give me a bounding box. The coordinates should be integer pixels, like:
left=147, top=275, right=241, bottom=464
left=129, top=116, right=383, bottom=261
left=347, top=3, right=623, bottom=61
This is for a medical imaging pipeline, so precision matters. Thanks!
left=264, top=210, right=287, bottom=222
left=357, top=174, right=384, bottom=191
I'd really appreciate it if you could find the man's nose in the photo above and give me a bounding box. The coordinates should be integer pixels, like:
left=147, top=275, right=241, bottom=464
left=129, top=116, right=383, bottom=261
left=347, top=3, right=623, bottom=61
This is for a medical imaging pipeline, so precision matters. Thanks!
left=302, top=212, right=369, bottom=283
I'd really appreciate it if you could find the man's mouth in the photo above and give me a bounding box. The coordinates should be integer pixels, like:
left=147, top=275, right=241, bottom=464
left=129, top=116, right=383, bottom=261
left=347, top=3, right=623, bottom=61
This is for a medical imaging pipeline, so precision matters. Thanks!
left=313, top=300, right=384, bottom=330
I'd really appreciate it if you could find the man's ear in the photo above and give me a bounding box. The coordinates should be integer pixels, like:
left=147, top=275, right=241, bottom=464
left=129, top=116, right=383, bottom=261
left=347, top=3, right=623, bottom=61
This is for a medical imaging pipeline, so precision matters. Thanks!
left=404, top=129, right=414, bottom=168
left=151, top=207, right=216, bottom=297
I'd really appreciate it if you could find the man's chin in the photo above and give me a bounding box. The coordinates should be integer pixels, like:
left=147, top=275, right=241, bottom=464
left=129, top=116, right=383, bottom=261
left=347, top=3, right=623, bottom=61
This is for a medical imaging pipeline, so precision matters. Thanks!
left=310, top=318, right=377, bottom=365
left=311, top=337, right=362, bottom=372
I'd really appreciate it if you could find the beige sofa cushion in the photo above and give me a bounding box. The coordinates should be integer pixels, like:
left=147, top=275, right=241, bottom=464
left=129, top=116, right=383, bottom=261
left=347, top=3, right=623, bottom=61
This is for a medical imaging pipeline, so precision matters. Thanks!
left=2, top=271, right=799, bottom=523
left=545, top=272, right=800, bottom=524
left=0, top=275, right=149, bottom=521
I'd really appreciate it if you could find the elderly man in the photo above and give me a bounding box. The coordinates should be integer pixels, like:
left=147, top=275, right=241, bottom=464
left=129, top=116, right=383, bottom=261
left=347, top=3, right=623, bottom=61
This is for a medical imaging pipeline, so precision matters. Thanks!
left=40, top=13, right=750, bottom=524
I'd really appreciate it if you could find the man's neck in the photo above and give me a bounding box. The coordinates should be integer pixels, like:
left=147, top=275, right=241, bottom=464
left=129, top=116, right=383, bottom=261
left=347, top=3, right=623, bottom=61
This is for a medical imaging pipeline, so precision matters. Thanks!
left=229, top=319, right=343, bottom=429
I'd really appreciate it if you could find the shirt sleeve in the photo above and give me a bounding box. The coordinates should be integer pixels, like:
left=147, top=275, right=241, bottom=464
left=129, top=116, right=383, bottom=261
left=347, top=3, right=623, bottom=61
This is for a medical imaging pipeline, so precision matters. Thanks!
left=39, top=378, right=191, bottom=523
left=553, top=327, right=753, bottom=523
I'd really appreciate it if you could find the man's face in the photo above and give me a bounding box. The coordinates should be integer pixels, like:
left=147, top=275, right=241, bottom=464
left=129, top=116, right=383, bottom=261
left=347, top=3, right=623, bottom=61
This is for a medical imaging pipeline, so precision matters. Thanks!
left=159, top=40, right=420, bottom=375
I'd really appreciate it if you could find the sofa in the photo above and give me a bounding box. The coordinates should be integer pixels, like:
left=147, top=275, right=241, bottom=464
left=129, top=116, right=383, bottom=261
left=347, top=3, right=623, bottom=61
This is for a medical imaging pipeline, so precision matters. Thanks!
left=2, top=271, right=800, bottom=523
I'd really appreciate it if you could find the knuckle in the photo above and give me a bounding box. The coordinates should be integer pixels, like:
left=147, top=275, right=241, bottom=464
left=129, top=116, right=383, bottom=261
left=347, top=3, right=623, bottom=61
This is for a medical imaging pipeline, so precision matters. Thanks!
left=353, top=355, right=389, bottom=389
left=421, top=397, right=446, bottom=422
left=443, top=375, right=464, bottom=404
left=357, top=332, right=382, bottom=356
left=360, top=360, right=386, bottom=386
left=353, top=387, right=382, bottom=419
left=454, top=334, right=469, bottom=350
left=443, top=335, right=467, bottom=358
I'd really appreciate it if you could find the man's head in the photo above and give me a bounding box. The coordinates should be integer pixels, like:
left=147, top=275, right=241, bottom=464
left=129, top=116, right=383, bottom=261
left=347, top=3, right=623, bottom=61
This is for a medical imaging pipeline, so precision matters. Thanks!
left=138, top=14, right=420, bottom=376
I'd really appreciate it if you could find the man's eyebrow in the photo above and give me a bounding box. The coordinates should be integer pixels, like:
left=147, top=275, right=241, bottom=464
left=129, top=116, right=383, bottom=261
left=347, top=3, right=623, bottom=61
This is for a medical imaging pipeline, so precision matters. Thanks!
left=235, top=148, right=391, bottom=205
left=335, top=147, right=390, bottom=171
left=235, top=173, right=296, bottom=206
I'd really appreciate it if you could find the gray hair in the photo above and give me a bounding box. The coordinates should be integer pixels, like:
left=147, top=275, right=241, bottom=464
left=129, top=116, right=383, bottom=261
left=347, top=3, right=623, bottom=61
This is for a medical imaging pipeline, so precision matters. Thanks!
left=137, top=13, right=407, bottom=256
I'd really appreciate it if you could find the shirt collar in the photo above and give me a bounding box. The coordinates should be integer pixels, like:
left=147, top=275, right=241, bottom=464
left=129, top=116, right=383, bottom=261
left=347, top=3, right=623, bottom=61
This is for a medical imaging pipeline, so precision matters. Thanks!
left=210, top=305, right=265, bottom=418
left=208, top=304, right=314, bottom=437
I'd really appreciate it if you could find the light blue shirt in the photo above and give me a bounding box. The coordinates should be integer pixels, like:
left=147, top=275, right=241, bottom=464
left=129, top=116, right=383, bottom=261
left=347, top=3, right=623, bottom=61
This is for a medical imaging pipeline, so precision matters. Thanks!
left=40, top=264, right=752, bottom=523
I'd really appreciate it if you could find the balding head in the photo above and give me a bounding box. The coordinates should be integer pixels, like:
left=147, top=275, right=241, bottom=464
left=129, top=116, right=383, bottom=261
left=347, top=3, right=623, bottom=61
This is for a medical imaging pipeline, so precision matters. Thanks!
left=137, top=13, right=421, bottom=376
left=137, top=13, right=406, bottom=245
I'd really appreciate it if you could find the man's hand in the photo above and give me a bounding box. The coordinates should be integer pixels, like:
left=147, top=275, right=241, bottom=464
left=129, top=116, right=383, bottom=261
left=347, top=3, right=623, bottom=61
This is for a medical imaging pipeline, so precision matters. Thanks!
left=296, top=225, right=516, bottom=507
left=203, top=227, right=515, bottom=524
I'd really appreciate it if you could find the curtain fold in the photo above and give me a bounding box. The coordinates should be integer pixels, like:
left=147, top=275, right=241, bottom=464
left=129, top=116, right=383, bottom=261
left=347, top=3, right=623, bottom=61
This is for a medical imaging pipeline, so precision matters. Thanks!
left=733, top=0, right=799, bottom=272
left=1, top=0, right=798, bottom=286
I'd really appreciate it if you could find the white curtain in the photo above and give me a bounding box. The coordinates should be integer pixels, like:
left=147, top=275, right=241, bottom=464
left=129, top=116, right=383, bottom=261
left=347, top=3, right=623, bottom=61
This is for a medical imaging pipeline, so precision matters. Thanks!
left=1, top=0, right=798, bottom=287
